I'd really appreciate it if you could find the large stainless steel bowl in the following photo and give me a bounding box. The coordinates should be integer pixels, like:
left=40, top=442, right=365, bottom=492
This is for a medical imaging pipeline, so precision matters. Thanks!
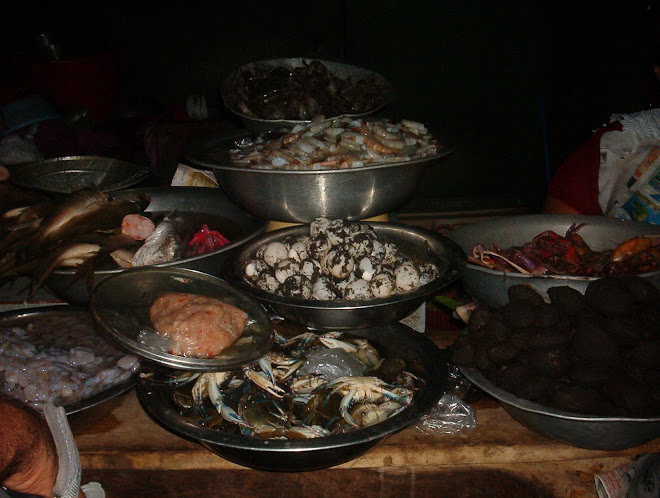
left=138, top=322, right=449, bottom=471
left=448, top=214, right=660, bottom=308
left=224, top=222, right=466, bottom=329
left=460, top=367, right=660, bottom=450
left=220, top=58, right=392, bottom=134
left=8, top=156, right=151, bottom=194
left=44, top=187, right=268, bottom=305
left=185, top=134, right=454, bottom=223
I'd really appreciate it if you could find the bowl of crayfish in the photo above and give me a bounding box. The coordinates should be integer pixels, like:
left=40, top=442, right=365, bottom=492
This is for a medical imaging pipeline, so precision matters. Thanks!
left=448, top=214, right=660, bottom=308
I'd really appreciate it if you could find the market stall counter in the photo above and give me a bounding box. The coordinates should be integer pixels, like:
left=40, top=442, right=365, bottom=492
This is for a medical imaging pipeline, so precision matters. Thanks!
left=69, top=327, right=659, bottom=498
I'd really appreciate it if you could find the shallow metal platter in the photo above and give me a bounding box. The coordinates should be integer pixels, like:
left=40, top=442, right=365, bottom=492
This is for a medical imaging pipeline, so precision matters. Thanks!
left=138, top=321, right=448, bottom=471
left=221, top=58, right=393, bottom=134
left=460, top=366, right=660, bottom=450
left=8, top=156, right=151, bottom=194
left=89, top=267, right=274, bottom=372
left=185, top=134, right=454, bottom=223
left=0, top=305, right=138, bottom=415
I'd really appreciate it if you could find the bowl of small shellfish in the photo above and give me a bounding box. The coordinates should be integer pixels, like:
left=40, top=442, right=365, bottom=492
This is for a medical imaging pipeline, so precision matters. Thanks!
left=185, top=116, right=454, bottom=223
left=224, top=218, right=466, bottom=329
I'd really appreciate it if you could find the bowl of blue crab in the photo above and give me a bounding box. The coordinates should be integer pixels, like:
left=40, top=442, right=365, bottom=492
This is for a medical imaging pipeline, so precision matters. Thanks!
left=137, top=318, right=449, bottom=471
left=448, top=214, right=660, bottom=308
left=223, top=218, right=466, bottom=329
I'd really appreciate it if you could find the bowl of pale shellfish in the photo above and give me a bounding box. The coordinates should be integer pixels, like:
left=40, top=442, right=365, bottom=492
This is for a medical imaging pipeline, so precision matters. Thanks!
left=184, top=117, right=454, bottom=223
left=224, top=218, right=466, bottom=329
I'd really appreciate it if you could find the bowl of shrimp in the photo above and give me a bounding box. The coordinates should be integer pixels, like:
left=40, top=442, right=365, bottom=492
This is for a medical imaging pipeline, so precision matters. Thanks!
left=185, top=117, right=454, bottom=223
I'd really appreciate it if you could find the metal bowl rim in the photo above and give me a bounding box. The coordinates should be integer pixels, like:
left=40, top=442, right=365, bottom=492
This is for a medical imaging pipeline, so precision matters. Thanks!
left=460, top=366, right=660, bottom=423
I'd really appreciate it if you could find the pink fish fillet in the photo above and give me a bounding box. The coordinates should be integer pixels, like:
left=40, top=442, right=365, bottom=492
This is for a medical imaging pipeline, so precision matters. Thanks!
left=149, top=292, right=248, bottom=358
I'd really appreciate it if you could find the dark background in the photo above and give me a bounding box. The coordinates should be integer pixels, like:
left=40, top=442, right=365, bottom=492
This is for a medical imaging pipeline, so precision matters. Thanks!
left=3, top=1, right=660, bottom=211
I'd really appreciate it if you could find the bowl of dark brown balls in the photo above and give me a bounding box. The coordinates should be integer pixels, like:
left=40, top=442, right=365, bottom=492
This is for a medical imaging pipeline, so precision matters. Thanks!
left=451, top=276, right=660, bottom=450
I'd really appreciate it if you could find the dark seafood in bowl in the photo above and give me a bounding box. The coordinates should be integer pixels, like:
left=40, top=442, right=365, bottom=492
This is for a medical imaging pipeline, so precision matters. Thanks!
left=157, top=319, right=423, bottom=439
left=223, top=59, right=391, bottom=121
left=470, top=223, right=659, bottom=276
left=230, top=116, right=441, bottom=170
left=451, top=276, right=660, bottom=417
left=243, top=218, right=440, bottom=300
left=0, top=187, right=232, bottom=297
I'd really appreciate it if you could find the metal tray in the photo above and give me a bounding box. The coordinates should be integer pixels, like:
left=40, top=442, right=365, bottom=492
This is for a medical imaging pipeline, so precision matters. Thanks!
left=8, top=156, right=151, bottom=194
left=0, top=305, right=138, bottom=415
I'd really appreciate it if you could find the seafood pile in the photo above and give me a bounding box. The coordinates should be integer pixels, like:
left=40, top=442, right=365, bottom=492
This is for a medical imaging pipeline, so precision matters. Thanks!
left=164, top=320, right=422, bottom=439
left=229, top=116, right=440, bottom=170
left=451, top=277, right=660, bottom=417
left=0, top=187, right=230, bottom=297
left=470, top=224, right=660, bottom=276
left=224, top=60, right=390, bottom=121
left=244, top=218, right=440, bottom=300
left=149, top=292, right=248, bottom=358
left=0, top=312, right=140, bottom=410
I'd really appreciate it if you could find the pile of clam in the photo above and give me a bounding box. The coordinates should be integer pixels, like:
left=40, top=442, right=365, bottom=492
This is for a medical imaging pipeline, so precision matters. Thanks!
left=243, top=218, right=439, bottom=300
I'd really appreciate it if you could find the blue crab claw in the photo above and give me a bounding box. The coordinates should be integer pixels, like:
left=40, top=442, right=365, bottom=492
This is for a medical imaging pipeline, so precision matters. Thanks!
left=207, top=376, right=242, bottom=425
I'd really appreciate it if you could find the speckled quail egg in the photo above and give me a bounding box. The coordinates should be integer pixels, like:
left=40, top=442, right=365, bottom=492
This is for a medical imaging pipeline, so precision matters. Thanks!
left=345, top=232, right=374, bottom=259
left=244, top=258, right=269, bottom=281
left=308, top=233, right=333, bottom=260
left=370, top=239, right=385, bottom=262
left=321, top=249, right=355, bottom=279
left=381, top=242, right=399, bottom=265
left=325, top=219, right=351, bottom=246
left=263, top=242, right=289, bottom=267
left=256, top=272, right=281, bottom=293
left=311, top=276, right=338, bottom=300
left=394, top=263, right=420, bottom=291
left=309, top=217, right=331, bottom=237
left=275, top=259, right=300, bottom=284
left=418, top=262, right=439, bottom=286
left=370, top=272, right=396, bottom=298
left=333, top=272, right=357, bottom=298
left=300, top=258, right=322, bottom=281
left=281, top=274, right=312, bottom=299
left=345, top=278, right=372, bottom=300
left=288, top=238, right=310, bottom=261
left=255, top=244, right=267, bottom=260
left=357, top=256, right=377, bottom=281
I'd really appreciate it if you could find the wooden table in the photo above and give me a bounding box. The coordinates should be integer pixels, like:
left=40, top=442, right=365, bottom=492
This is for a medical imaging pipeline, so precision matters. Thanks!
left=70, top=329, right=660, bottom=498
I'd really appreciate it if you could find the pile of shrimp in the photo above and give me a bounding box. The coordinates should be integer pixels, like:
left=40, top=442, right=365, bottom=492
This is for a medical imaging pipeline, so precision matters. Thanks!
left=229, top=116, right=441, bottom=170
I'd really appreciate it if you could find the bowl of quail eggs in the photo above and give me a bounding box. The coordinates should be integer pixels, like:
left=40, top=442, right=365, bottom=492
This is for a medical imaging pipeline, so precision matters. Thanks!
left=225, top=218, right=466, bottom=329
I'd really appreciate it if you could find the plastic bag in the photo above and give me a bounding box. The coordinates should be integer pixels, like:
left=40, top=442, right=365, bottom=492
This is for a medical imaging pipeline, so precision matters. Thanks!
left=415, top=393, right=477, bottom=435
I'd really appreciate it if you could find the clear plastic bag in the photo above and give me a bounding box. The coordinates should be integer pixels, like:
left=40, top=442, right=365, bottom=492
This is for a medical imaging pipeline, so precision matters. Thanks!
left=415, top=393, right=477, bottom=434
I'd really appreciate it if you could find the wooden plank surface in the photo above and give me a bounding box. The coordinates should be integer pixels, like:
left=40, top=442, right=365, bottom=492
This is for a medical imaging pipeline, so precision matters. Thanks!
left=70, top=329, right=660, bottom=497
